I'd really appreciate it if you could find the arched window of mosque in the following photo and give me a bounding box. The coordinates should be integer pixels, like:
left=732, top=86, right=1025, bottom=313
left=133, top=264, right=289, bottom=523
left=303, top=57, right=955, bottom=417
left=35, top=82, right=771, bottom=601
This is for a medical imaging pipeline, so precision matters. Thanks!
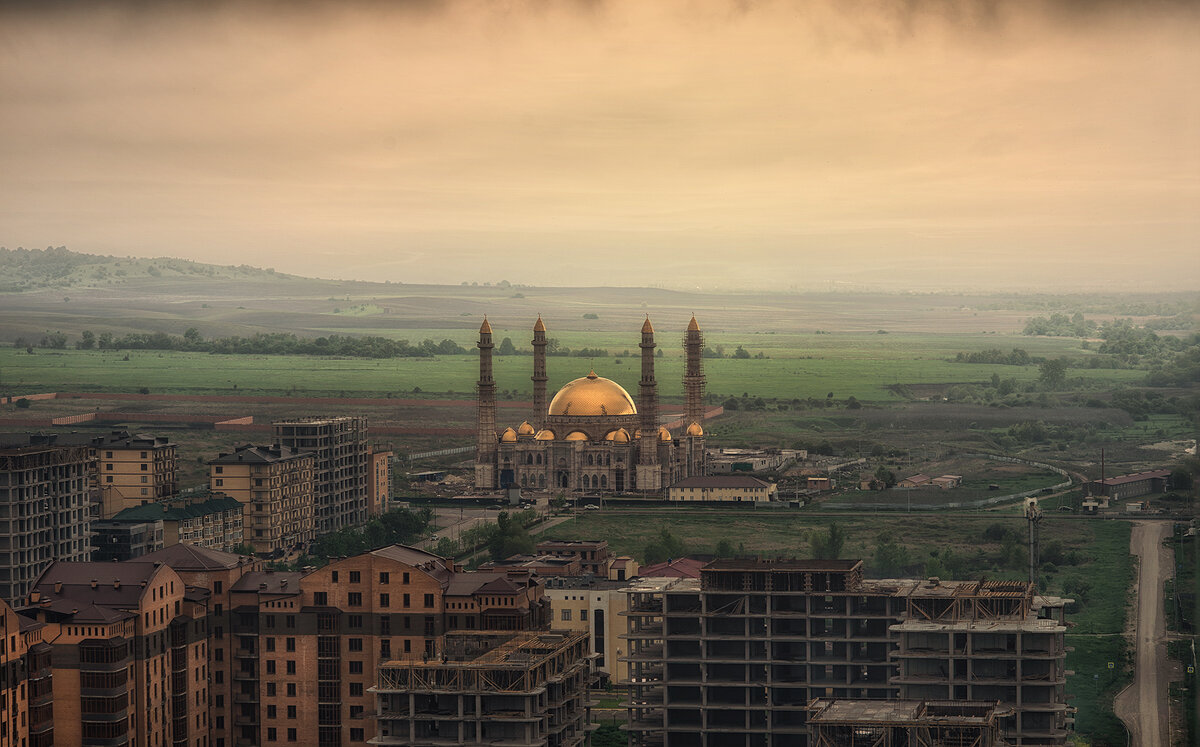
left=605, top=454, right=611, bottom=466
left=601, top=475, right=608, bottom=489
left=587, top=454, right=593, bottom=466
left=539, top=474, right=545, bottom=487
left=536, top=453, right=542, bottom=465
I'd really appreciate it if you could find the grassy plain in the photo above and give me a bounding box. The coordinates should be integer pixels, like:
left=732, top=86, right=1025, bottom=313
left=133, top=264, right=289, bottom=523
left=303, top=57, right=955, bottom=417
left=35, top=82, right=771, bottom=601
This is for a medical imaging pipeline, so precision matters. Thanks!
left=0, top=340, right=1146, bottom=402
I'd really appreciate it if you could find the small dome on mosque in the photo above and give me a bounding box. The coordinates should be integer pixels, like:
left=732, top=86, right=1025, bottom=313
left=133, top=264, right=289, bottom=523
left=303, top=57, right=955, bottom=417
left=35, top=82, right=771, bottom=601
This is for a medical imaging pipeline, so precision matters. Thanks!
left=605, top=428, right=631, bottom=444
left=658, top=426, right=673, bottom=442
left=534, top=429, right=556, bottom=441
left=687, top=315, right=700, bottom=332
left=642, top=317, right=654, bottom=334
left=517, top=421, right=536, bottom=436
left=480, top=317, right=493, bottom=334
left=533, top=316, right=546, bottom=332
left=499, top=427, right=518, bottom=443
left=686, top=422, right=704, bottom=437
left=547, top=371, right=637, bottom=417
left=564, top=431, right=589, bottom=442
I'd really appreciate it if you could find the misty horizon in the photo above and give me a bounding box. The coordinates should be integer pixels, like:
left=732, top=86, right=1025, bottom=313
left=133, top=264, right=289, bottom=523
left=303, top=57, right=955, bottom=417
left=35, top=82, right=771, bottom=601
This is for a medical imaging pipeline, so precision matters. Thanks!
left=1, top=0, right=1197, bottom=292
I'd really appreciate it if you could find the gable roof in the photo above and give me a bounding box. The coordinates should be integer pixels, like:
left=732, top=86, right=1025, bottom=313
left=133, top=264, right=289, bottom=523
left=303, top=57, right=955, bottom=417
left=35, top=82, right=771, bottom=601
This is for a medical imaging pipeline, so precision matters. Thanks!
left=639, top=557, right=706, bottom=579
left=140, top=543, right=250, bottom=571
left=670, top=475, right=772, bottom=489
left=113, top=494, right=243, bottom=522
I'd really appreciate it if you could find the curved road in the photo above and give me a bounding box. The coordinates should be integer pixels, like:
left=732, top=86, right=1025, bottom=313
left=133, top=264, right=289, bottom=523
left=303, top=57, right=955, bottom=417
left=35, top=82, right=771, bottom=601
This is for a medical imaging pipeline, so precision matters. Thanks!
left=1115, top=520, right=1171, bottom=747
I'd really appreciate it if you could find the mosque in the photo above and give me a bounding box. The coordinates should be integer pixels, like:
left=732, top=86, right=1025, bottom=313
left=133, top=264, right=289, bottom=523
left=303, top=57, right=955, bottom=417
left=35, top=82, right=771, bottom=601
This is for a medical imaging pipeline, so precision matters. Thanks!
left=474, top=316, right=708, bottom=494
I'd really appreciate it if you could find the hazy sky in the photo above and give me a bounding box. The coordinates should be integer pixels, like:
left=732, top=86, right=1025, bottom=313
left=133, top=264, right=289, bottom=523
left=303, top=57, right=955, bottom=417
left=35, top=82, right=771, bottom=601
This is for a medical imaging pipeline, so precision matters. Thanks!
left=1, top=0, right=1197, bottom=290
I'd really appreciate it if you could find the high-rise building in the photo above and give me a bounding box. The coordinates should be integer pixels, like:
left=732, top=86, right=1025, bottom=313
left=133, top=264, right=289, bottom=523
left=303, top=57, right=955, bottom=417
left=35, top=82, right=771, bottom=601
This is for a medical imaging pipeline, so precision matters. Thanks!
left=94, top=431, right=179, bottom=518
left=366, top=447, right=392, bottom=517
left=273, top=417, right=368, bottom=533
left=622, top=559, right=1070, bottom=746
left=208, top=444, right=316, bottom=555
left=0, top=437, right=94, bottom=603
left=18, top=560, right=210, bottom=747
left=0, top=595, right=53, bottom=747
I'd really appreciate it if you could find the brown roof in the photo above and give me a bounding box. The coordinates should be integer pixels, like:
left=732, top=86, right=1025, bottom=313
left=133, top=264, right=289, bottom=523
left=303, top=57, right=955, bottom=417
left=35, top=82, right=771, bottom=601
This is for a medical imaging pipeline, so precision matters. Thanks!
left=140, top=543, right=250, bottom=571
left=670, top=475, right=772, bottom=489
left=30, top=561, right=162, bottom=609
left=1096, top=469, right=1171, bottom=486
left=639, top=558, right=706, bottom=579
left=231, top=571, right=303, bottom=595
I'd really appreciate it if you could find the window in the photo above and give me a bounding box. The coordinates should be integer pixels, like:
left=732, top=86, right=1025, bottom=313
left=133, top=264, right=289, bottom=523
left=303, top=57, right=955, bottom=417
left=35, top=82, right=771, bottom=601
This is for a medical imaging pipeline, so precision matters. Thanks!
left=214, top=581, right=223, bottom=594
left=348, top=615, right=363, bottom=629
left=287, top=728, right=297, bottom=742
left=348, top=660, right=363, bottom=674
left=350, top=682, right=363, bottom=696
left=347, top=592, right=362, bottom=607
left=348, top=638, right=363, bottom=652
left=562, top=609, right=572, bottom=621
left=287, top=706, right=297, bottom=719
left=266, top=661, right=275, bottom=674
left=286, top=660, right=296, bottom=675
left=214, top=478, right=223, bottom=487
left=106, top=463, right=114, bottom=471
left=286, top=637, right=295, bottom=652
left=266, top=638, right=276, bottom=652
left=402, top=572, right=409, bottom=584
left=141, top=463, right=148, bottom=471
left=267, top=728, right=277, bottom=742
left=267, top=705, right=277, bottom=719
left=580, top=609, right=588, bottom=622
left=267, top=683, right=276, bottom=696
left=313, top=592, right=328, bottom=606
left=379, top=593, right=389, bottom=608
left=349, top=571, right=361, bottom=583
left=331, top=571, right=338, bottom=583
left=106, top=476, right=113, bottom=483
left=423, top=593, right=434, bottom=608
left=404, top=639, right=411, bottom=653
left=350, top=706, right=363, bottom=718
left=379, top=572, right=389, bottom=584
left=350, top=728, right=364, bottom=742
left=403, top=594, right=410, bottom=608
left=287, top=683, right=296, bottom=697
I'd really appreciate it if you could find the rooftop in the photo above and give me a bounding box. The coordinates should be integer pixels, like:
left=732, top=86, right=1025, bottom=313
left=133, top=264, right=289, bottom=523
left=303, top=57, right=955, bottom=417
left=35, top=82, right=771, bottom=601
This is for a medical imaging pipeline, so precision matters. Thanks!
left=113, top=493, right=244, bottom=522
left=140, top=543, right=252, bottom=571
left=208, top=443, right=310, bottom=465
left=808, top=698, right=1003, bottom=725
left=1094, top=469, right=1171, bottom=486
left=671, top=475, right=773, bottom=489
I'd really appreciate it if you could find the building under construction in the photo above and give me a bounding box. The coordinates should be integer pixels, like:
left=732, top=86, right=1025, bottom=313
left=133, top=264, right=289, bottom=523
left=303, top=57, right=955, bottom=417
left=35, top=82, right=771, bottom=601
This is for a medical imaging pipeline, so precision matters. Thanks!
left=372, top=630, right=594, bottom=747
left=621, top=559, right=1070, bottom=747
left=807, top=699, right=1008, bottom=747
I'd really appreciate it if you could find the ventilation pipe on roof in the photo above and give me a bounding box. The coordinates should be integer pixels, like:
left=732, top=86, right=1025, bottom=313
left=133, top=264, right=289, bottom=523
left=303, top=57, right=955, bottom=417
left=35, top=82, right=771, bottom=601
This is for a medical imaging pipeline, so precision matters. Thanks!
left=90, top=579, right=98, bottom=589
left=54, top=582, right=62, bottom=594
left=113, top=580, right=120, bottom=590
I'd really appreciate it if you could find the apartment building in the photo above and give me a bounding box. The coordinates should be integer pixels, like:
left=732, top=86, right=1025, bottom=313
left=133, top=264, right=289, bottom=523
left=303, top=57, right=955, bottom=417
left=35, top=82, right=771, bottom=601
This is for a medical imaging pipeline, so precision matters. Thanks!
left=0, top=438, right=94, bottom=603
left=273, top=417, right=368, bottom=533
left=96, top=432, right=179, bottom=518
left=667, top=475, right=778, bottom=503
left=622, top=559, right=1070, bottom=747
left=114, top=493, right=245, bottom=553
left=92, top=517, right=166, bottom=561
left=535, top=539, right=614, bottom=577
left=544, top=577, right=629, bottom=685
left=373, top=630, right=593, bottom=747
left=807, top=699, right=1007, bottom=746
left=209, top=444, right=316, bottom=555
left=366, top=447, right=392, bottom=517
left=0, top=595, right=53, bottom=747
left=17, top=560, right=210, bottom=747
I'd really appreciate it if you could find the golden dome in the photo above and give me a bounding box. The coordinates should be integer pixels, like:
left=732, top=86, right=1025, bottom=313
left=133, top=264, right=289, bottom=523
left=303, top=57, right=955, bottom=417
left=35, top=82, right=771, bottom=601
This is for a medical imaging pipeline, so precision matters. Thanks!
left=517, top=421, right=536, bottom=436
left=480, top=317, right=492, bottom=334
left=534, top=429, right=556, bottom=441
left=564, top=431, right=589, bottom=442
left=533, top=316, right=545, bottom=332
left=658, top=426, right=673, bottom=442
left=686, top=422, right=704, bottom=437
left=687, top=315, right=700, bottom=332
left=499, top=427, right=517, bottom=443
left=605, top=428, right=631, bottom=444
left=547, top=371, right=637, bottom=417
left=642, top=316, right=654, bottom=334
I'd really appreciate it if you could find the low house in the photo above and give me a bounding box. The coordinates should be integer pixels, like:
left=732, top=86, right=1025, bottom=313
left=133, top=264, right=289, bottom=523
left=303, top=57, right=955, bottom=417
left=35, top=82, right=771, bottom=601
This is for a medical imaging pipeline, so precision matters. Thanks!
left=1084, top=469, right=1171, bottom=501
left=668, top=475, right=779, bottom=502
left=931, top=474, right=962, bottom=489
left=898, top=474, right=931, bottom=488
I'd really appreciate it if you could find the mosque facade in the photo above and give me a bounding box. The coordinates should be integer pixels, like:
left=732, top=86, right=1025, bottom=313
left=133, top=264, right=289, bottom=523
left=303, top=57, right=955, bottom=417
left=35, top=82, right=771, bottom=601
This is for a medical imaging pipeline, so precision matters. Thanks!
left=474, top=316, right=708, bottom=494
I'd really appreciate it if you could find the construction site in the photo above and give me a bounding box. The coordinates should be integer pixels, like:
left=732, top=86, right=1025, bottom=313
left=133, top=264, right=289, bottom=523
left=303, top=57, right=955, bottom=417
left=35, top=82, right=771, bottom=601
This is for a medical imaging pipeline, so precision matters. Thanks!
left=371, top=630, right=594, bottom=747
left=621, top=559, right=1070, bottom=747
left=806, top=699, right=1008, bottom=747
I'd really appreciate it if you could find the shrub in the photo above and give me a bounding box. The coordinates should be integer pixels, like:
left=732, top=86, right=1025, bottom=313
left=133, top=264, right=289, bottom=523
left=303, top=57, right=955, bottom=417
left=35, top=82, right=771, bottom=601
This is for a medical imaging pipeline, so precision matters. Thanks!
left=15, top=398, right=31, bottom=409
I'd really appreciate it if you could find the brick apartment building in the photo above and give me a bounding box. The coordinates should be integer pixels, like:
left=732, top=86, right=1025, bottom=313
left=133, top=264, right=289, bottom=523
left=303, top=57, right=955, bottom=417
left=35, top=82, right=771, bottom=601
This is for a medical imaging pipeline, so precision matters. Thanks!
left=208, top=445, right=316, bottom=555
left=273, top=417, right=368, bottom=534
left=95, top=432, right=179, bottom=518
left=17, top=560, right=210, bottom=747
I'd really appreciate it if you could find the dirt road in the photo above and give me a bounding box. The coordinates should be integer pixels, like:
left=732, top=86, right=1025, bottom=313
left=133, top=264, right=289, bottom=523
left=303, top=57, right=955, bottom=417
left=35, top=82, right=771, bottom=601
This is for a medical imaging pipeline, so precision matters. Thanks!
left=1114, top=521, right=1171, bottom=747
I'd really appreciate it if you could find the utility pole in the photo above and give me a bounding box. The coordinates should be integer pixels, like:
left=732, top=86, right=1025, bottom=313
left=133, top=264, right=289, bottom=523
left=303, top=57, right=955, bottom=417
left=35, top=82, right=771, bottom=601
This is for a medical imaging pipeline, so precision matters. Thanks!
left=1026, top=498, right=1042, bottom=588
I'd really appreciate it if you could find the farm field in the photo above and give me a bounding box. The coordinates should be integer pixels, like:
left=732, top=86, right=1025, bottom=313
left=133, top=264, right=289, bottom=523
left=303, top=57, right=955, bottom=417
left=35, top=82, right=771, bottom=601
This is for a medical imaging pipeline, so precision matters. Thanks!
left=0, top=342, right=1147, bottom=402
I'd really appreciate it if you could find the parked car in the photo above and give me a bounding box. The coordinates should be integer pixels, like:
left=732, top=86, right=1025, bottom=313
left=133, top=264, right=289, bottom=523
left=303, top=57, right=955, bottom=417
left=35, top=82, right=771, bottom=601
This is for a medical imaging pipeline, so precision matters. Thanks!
left=584, top=504, right=599, bottom=510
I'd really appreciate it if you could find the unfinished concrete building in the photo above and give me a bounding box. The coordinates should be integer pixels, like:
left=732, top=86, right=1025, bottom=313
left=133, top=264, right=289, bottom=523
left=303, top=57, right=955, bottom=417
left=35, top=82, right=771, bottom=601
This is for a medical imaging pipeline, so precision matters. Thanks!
left=0, top=439, right=94, bottom=603
left=273, top=416, right=368, bottom=533
left=372, top=630, right=594, bottom=747
left=621, top=559, right=1069, bottom=747
left=807, top=699, right=1008, bottom=747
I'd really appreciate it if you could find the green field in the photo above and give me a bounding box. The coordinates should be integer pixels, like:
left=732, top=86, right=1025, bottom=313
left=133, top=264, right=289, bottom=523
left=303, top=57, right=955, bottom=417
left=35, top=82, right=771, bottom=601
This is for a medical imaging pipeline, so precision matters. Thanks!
left=0, top=341, right=1146, bottom=402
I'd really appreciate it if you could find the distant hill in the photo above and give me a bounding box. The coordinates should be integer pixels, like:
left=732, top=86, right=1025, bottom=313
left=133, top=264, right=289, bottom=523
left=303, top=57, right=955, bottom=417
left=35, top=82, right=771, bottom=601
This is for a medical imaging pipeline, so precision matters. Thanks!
left=0, top=246, right=293, bottom=291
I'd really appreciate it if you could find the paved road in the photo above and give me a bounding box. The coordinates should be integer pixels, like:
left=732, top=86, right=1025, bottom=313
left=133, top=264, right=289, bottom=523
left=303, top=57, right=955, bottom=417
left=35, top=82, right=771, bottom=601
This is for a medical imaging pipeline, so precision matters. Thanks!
left=1115, top=520, right=1171, bottom=747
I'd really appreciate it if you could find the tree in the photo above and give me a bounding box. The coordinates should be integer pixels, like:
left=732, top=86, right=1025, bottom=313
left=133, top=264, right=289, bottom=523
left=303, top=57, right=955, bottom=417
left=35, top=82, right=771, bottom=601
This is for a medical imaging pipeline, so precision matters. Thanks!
left=643, top=529, right=687, bottom=565
left=77, top=330, right=95, bottom=350
left=873, top=466, right=897, bottom=489
left=873, top=533, right=910, bottom=576
left=1038, top=358, right=1068, bottom=389
left=811, top=523, right=846, bottom=560
left=715, top=539, right=735, bottom=558
left=497, top=337, right=518, bottom=356
left=733, top=345, right=751, bottom=359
